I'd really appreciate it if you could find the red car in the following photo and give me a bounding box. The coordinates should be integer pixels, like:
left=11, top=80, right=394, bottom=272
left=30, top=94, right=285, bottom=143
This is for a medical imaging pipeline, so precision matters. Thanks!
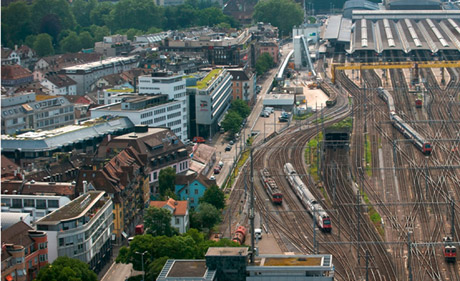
left=192, top=136, right=206, bottom=143
left=214, top=167, right=221, bottom=174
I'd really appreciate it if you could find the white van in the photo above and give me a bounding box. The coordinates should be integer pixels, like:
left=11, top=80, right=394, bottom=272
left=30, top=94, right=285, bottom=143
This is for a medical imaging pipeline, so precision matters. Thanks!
left=255, top=228, right=262, bottom=240
left=264, top=107, right=274, bottom=113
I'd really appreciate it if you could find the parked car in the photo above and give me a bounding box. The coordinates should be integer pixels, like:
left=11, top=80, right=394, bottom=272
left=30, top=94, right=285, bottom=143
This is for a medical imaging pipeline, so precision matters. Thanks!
left=193, top=136, right=206, bottom=143
left=209, top=176, right=216, bottom=181
left=260, top=110, right=270, bottom=117
left=225, top=145, right=232, bottom=151
left=229, top=140, right=234, bottom=145
left=218, top=161, right=224, bottom=168
left=214, top=167, right=221, bottom=174
left=265, top=107, right=274, bottom=113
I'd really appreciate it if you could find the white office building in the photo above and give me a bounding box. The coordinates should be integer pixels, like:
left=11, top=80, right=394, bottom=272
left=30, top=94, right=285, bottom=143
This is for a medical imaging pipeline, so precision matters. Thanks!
left=36, top=191, right=113, bottom=273
left=1, top=194, right=71, bottom=223
left=90, top=94, right=187, bottom=141
left=186, top=68, right=232, bottom=139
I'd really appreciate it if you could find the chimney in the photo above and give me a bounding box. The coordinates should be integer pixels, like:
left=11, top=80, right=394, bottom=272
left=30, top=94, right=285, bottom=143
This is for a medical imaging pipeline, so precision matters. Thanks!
left=83, top=181, right=88, bottom=194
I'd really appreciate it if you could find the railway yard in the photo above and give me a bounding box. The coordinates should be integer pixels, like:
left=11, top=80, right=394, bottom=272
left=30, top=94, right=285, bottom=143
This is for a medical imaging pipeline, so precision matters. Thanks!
left=219, top=38, right=460, bottom=280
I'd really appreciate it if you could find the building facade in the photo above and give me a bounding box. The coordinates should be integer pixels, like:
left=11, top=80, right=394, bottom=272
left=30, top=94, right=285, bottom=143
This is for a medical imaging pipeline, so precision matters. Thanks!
left=187, top=69, right=233, bottom=139
left=90, top=94, right=187, bottom=141
left=94, top=35, right=133, bottom=57
left=228, top=68, right=256, bottom=105
left=40, top=73, right=77, bottom=96
left=60, top=56, right=138, bottom=95
left=1, top=222, right=48, bottom=281
left=77, top=147, right=149, bottom=244
left=1, top=93, right=74, bottom=135
left=1, top=65, right=33, bottom=87
left=36, top=191, right=113, bottom=273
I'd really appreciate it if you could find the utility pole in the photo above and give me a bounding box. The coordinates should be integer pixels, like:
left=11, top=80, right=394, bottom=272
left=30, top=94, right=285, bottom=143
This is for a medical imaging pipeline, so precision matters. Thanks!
left=357, top=189, right=361, bottom=265
left=451, top=197, right=455, bottom=238
left=250, top=146, right=255, bottom=264
left=408, top=231, right=413, bottom=281
left=365, top=250, right=369, bottom=281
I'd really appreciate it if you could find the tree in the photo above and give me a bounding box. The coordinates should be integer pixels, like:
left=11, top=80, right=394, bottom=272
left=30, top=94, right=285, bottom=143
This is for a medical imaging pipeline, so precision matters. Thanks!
left=60, top=31, right=81, bottom=53
left=231, top=99, right=251, bottom=119
left=255, top=53, right=274, bottom=76
left=193, top=202, right=221, bottom=231
left=32, top=0, right=76, bottom=33
left=89, top=2, right=113, bottom=27
left=79, top=31, right=94, bottom=49
left=39, top=14, right=62, bottom=43
left=107, top=0, right=163, bottom=33
left=221, top=111, right=243, bottom=135
left=1, top=1, right=33, bottom=46
left=34, top=33, right=55, bottom=57
left=89, top=25, right=110, bottom=42
left=71, top=0, right=96, bottom=27
left=144, top=206, right=178, bottom=237
left=147, top=256, right=169, bottom=280
left=35, top=256, right=97, bottom=281
left=253, top=0, right=303, bottom=37
left=200, top=185, right=225, bottom=210
left=158, top=167, right=176, bottom=196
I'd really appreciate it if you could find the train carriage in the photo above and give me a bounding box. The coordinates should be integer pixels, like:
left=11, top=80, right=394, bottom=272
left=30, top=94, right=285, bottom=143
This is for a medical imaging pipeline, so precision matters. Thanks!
left=443, top=236, right=457, bottom=262
left=283, top=163, right=332, bottom=232
left=260, top=169, right=283, bottom=205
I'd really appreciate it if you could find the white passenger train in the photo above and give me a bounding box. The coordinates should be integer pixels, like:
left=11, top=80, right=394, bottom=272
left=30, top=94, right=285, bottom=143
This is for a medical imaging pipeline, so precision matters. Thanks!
left=283, top=163, right=332, bottom=232
left=377, top=87, right=432, bottom=154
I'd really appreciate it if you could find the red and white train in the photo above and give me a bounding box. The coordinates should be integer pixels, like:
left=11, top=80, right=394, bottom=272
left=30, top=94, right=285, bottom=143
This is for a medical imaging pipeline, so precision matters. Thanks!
left=232, top=226, right=247, bottom=245
left=377, top=87, right=432, bottom=154
left=283, top=163, right=332, bottom=232
left=443, top=236, right=457, bottom=262
left=260, top=168, right=283, bottom=205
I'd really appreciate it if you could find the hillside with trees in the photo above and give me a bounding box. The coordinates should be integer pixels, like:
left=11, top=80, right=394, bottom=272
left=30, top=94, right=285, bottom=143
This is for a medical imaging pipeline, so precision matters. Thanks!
left=1, top=0, right=238, bottom=53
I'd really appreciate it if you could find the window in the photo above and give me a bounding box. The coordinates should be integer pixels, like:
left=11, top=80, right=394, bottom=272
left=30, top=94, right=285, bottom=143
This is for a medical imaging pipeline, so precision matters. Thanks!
left=175, top=218, right=180, bottom=224
left=48, top=200, right=59, bottom=208
left=194, top=189, right=198, bottom=195
left=36, top=199, right=46, bottom=209
left=29, top=260, right=32, bottom=269
left=24, top=199, right=34, bottom=208
left=12, top=198, right=22, bottom=208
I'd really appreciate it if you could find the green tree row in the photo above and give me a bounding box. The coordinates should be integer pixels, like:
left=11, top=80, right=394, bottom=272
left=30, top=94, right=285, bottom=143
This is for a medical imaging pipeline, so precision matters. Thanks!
left=116, top=229, right=242, bottom=279
left=221, top=99, right=251, bottom=135
left=1, top=0, right=238, bottom=55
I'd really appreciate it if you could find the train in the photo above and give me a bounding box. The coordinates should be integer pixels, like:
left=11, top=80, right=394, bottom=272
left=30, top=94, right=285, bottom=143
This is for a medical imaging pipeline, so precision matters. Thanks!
left=319, top=82, right=338, bottom=107
left=283, top=163, right=332, bottom=232
left=443, top=236, right=457, bottom=262
left=415, top=97, right=423, bottom=108
left=260, top=169, right=283, bottom=205
left=232, top=226, right=247, bottom=245
left=377, top=87, right=432, bottom=155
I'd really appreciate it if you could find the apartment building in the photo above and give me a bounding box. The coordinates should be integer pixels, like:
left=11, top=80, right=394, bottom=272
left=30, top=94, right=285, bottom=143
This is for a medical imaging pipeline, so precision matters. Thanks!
left=228, top=68, right=256, bottom=105
left=41, top=72, right=77, bottom=95
left=1, top=222, right=48, bottom=281
left=36, top=191, right=113, bottom=273
left=60, top=56, right=138, bottom=94
left=1, top=92, right=74, bottom=135
left=94, top=35, right=133, bottom=57
left=186, top=68, right=233, bottom=138
left=96, top=126, right=190, bottom=189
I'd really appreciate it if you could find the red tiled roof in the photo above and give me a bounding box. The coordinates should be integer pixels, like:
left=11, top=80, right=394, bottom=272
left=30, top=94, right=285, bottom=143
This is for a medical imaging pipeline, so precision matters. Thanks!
left=150, top=198, right=188, bottom=216
left=45, top=73, right=77, bottom=87
left=1, top=221, right=34, bottom=247
left=1, top=156, right=20, bottom=176
left=1, top=65, right=32, bottom=80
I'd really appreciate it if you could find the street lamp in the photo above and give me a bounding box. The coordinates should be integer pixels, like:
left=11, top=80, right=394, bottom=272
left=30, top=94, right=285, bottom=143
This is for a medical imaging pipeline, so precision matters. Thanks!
left=135, top=251, right=148, bottom=281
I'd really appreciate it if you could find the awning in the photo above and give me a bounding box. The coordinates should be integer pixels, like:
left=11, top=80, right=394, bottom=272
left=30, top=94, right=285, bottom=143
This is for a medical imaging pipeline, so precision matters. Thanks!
left=122, top=231, right=128, bottom=239
left=6, top=275, right=13, bottom=281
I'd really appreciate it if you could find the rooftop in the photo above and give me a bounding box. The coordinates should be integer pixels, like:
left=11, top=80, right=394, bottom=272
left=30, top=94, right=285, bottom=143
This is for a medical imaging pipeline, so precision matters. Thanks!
left=251, top=254, right=333, bottom=269
left=62, top=56, right=137, bottom=72
left=168, top=260, right=207, bottom=277
left=36, top=191, right=108, bottom=225
left=150, top=198, right=188, bottom=216
left=263, top=257, right=322, bottom=266
left=205, top=247, right=248, bottom=257
left=191, top=69, right=222, bottom=90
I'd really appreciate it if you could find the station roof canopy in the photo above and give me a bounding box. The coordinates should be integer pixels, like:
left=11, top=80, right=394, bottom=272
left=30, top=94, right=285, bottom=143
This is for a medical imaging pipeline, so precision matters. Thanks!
left=324, top=16, right=352, bottom=43
left=349, top=17, right=460, bottom=54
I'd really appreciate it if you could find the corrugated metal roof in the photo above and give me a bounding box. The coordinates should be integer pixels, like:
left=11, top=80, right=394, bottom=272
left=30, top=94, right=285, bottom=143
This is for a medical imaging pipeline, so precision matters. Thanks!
left=324, top=15, right=343, bottom=40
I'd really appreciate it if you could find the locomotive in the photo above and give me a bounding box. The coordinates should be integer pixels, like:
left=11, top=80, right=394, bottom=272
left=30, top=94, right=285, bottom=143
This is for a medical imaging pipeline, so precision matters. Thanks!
left=443, top=236, right=457, bottom=262
left=232, top=226, right=247, bottom=245
left=377, top=87, right=432, bottom=155
left=260, top=169, right=283, bottom=205
left=283, top=163, right=332, bottom=232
